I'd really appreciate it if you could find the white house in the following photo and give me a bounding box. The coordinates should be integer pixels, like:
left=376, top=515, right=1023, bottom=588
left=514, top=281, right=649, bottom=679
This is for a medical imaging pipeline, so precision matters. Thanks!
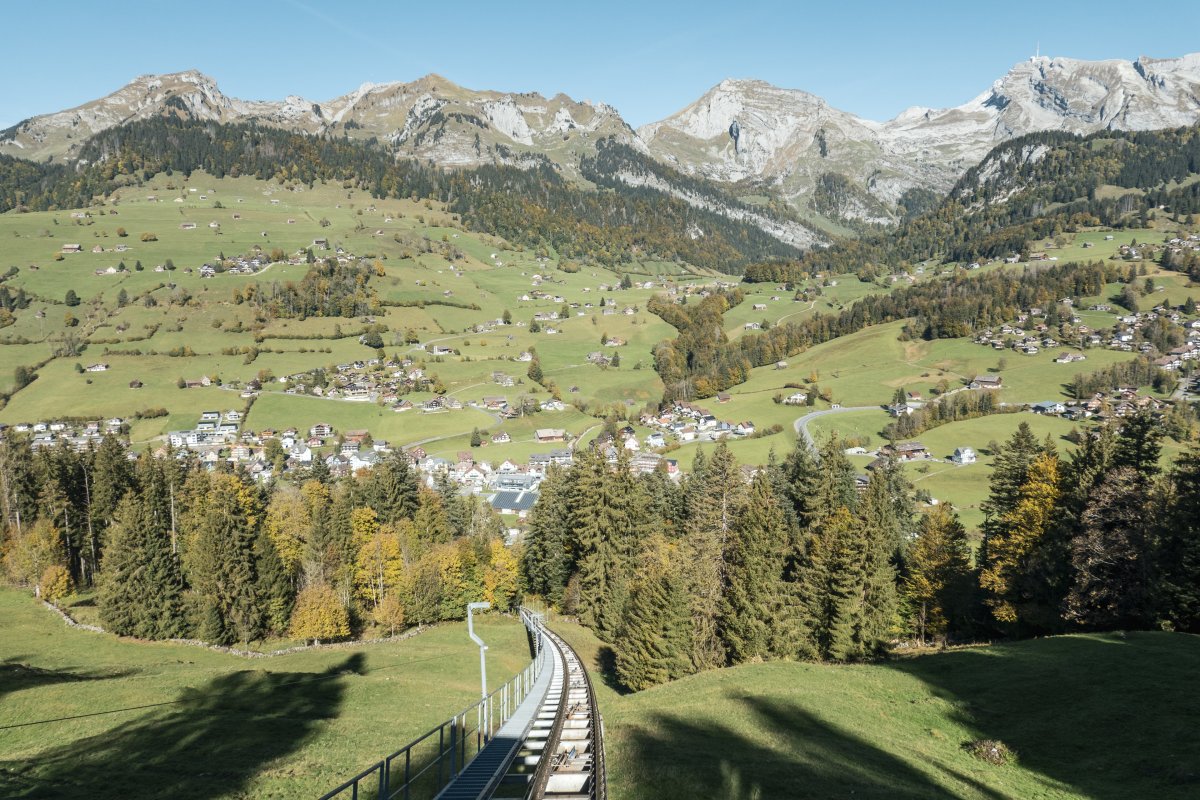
left=952, top=447, right=977, bottom=465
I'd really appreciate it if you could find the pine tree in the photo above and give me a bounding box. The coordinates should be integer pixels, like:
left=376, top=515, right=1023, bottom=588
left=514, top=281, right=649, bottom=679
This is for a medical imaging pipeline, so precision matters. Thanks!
left=615, top=534, right=691, bottom=690
left=719, top=472, right=785, bottom=663
left=904, top=505, right=972, bottom=644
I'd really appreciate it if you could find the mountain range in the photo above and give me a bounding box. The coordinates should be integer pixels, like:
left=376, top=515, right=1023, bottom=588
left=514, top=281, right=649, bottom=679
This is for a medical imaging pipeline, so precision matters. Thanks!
left=5, top=53, right=1200, bottom=233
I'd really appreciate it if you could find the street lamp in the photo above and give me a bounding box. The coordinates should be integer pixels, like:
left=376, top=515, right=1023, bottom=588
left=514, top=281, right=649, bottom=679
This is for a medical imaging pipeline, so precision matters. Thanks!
left=467, top=602, right=492, bottom=739
left=467, top=602, right=491, bottom=700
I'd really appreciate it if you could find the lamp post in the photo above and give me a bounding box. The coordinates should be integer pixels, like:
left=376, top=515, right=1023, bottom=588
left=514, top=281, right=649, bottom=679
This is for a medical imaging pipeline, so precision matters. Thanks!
left=467, top=602, right=491, bottom=734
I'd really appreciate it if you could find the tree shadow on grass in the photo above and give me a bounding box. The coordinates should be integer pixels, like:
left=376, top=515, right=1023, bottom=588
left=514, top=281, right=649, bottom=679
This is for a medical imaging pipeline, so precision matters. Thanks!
left=595, top=644, right=632, bottom=696
left=0, top=656, right=140, bottom=704
left=616, top=693, right=1010, bottom=800
left=886, top=633, right=1200, bottom=800
left=0, top=653, right=364, bottom=800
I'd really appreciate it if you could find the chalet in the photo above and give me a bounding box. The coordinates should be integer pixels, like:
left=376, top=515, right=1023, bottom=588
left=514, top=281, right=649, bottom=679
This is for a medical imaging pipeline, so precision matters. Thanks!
left=309, top=422, right=334, bottom=438
left=888, top=403, right=912, bottom=418
left=536, top=428, right=567, bottom=443
left=482, top=396, right=509, bottom=411
left=344, top=429, right=370, bottom=443
left=492, top=432, right=512, bottom=444
left=716, top=392, right=732, bottom=404
left=61, top=243, right=83, bottom=254
left=85, top=363, right=109, bottom=372
left=752, top=303, right=767, bottom=311
left=783, top=392, right=808, bottom=405
left=969, top=374, right=1003, bottom=390
left=884, top=441, right=929, bottom=461
left=733, top=421, right=756, bottom=437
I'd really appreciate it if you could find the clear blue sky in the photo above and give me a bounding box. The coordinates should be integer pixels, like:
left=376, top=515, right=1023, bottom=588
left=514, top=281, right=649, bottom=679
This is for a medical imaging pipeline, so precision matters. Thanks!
left=3, top=0, right=1199, bottom=131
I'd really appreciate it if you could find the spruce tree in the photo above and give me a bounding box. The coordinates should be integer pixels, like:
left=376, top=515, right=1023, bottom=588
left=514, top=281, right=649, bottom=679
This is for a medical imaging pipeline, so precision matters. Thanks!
left=1066, top=467, right=1154, bottom=629
left=1112, top=410, right=1163, bottom=483
left=719, top=472, right=785, bottom=663
left=98, top=495, right=187, bottom=639
left=1157, top=445, right=1200, bottom=632
left=520, top=465, right=574, bottom=604
left=364, top=452, right=419, bottom=524
left=853, top=470, right=902, bottom=653
left=682, top=442, right=742, bottom=669
left=185, top=479, right=264, bottom=645
left=799, top=507, right=864, bottom=661
left=570, top=448, right=644, bottom=640
left=615, top=534, right=691, bottom=690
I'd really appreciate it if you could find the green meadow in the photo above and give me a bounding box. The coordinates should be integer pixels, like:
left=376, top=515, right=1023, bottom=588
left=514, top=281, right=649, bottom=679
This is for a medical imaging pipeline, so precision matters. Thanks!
left=0, top=588, right=533, bottom=800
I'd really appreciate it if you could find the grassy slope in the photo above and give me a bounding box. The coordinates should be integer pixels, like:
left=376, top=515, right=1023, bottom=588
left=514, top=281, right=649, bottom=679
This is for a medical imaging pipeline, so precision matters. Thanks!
left=550, top=618, right=1200, bottom=800
left=0, top=588, right=533, bottom=800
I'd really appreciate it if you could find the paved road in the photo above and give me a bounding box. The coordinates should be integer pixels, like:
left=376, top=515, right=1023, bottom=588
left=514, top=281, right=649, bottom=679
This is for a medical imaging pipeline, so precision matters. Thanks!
left=792, top=405, right=880, bottom=452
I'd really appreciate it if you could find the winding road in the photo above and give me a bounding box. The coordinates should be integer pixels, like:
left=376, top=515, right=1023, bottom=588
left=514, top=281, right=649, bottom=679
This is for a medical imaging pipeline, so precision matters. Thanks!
left=792, top=405, right=880, bottom=452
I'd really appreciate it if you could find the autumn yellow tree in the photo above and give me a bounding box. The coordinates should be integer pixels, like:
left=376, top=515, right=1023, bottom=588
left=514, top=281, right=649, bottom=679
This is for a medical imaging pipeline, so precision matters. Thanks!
left=264, top=485, right=310, bottom=577
left=481, top=539, right=520, bottom=610
left=290, top=583, right=350, bottom=644
left=373, top=593, right=406, bottom=636
left=355, top=525, right=405, bottom=610
left=904, top=505, right=972, bottom=644
left=3, top=518, right=64, bottom=598
left=40, top=564, right=73, bottom=603
left=980, top=452, right=1060, bottom=625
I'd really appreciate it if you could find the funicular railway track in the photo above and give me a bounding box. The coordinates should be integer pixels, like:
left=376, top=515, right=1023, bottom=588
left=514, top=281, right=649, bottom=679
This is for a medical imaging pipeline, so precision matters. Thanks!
left=503, top=622, right=606, bottom=800
left=320, top=609, right=603, bottom=800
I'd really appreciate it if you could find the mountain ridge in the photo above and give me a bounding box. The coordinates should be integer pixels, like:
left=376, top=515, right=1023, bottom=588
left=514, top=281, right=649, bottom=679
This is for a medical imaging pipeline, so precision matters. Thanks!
left=5, top=53, right=1200, bottom=234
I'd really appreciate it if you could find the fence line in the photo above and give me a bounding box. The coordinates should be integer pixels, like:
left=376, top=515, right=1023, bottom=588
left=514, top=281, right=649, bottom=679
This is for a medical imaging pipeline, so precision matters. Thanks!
left=319, top=609, right=545, bottom=800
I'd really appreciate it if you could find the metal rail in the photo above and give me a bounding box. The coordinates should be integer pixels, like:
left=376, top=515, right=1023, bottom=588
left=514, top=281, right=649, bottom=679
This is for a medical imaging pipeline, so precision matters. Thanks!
left=318, top=610, right=548, bottom=800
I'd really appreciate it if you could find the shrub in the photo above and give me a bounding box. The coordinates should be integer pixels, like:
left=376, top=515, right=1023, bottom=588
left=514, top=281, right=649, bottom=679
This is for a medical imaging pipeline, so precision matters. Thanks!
left=964, top=739, right=1016, bottom=766
left=40, top=565, right=72, bottom=603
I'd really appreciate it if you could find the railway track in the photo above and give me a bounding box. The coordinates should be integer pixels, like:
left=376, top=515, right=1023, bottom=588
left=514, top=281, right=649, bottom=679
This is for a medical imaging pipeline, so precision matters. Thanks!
left=491, top=616, right=606, bottom=800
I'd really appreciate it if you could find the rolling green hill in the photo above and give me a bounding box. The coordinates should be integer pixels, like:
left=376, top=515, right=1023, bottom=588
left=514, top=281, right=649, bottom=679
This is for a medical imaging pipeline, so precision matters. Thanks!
left=0, top=588, right=532, bottom=800
left=551, top=617, right=1200, bottom=800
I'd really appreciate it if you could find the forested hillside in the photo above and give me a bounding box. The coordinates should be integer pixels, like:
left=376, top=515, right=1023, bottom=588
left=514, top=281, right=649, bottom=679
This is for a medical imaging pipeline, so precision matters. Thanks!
left=744, top=124, right=1200, bottom=282
left=0, top=119, right=802, bottom=273
left=521, top=418, right=1200, bottom=691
